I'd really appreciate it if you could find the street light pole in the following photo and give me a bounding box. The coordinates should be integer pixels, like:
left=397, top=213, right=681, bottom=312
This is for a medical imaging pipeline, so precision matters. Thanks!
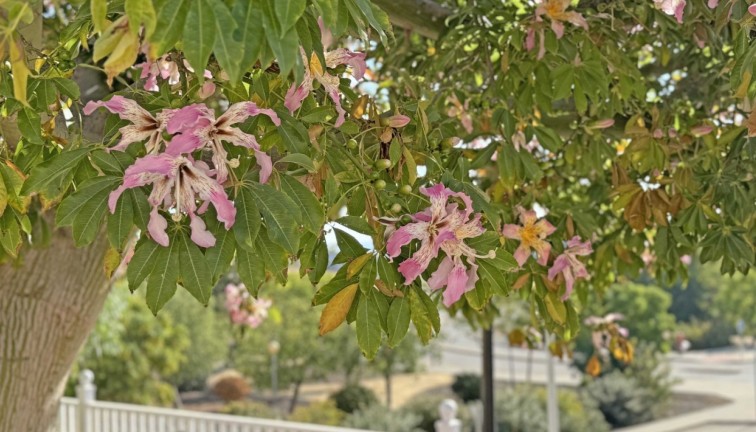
left=482, top=328, right=494, bottom=432
left=267, top=340, right=280, bottom=415
left=544, top=332, right=559, bottom=432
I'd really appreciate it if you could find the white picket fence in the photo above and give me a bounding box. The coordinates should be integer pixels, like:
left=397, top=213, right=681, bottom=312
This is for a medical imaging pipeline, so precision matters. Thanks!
left=59, top=371, right=375, bottom=432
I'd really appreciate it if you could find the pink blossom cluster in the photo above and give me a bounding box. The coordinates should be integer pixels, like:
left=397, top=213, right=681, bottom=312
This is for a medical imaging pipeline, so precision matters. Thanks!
left=502, top=207, right=592, bottom=300
left=386, top=184, right=496, bottom=307
left=136, top=55, right=217, bottom=99
left=224, top=283, right=272, bottom=329
left=84, top=96, right=280, bottom=248
left=285, top=18, right=367, bottom=127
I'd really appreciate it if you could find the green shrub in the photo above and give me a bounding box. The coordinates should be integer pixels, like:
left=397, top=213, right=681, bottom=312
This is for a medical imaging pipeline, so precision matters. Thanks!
left=451, top=373, right=481, bottom=402
left=343, top=404, right=424, bottom=432
left=494, top=385, right=610, bottom=432
left=400, top=393, right=471, bottom=432
left=582, top=371, right=654, bottom=427
left=289, top=400, right=344, bottom=426
left=329, top=384, right=379, bottom=413
left=220, top=401, right=276, bottom=418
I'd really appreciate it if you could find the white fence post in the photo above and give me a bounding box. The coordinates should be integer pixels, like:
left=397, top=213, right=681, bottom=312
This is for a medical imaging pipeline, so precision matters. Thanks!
left=76, top=370, right=96, bottom=432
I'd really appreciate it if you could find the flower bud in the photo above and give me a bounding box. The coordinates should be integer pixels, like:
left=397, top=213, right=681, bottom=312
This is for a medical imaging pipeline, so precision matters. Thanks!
left=386, top=114, right=411, bottom=128
left=690, top=124, right=714, bottom=137
left=587, top=118, right=615, bottom=130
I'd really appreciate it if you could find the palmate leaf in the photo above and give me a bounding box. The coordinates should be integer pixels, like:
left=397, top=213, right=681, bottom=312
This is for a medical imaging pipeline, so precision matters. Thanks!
left=182, top=0, right=216, bottom=81
left=208, top=0, right=243, bottom=83
left=386, top=296, right=410, bottom=348
left=146, top=238, right=180, bottom=315
left=233, top=0, right=265, bottom=77
left=247, top=182, right=300, bottom=254
left=56, top=176, right=120, bottom=226
left=150, top=0, right=189, bottom=54
left=21, top=148, right=91, bottom=196
left=127, top=238, right=160, bottom=292
left=177, top=230, right=212, bottom=305
left=356, top=290, right=382, bottom=359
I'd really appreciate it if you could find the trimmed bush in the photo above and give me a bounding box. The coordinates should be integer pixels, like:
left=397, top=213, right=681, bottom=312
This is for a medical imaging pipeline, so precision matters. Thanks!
left=220, top=401, right=276, bottom=418
left=289, top=400, right=345, bottom=426
left=329, top=384, right=379, bottom=413
left=207, top=369, right=251, bottom=403
left=583, top=371, right=654, bottom=427
left=451, top=373, right=481, bottom=402
left=343, top=404, right=424, bottom=432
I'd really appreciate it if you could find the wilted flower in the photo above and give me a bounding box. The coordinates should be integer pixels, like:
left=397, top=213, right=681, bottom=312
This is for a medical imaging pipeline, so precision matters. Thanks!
left=224, top=283, right=272, bottom=329
left=547, top=236, right=592, bottom=299
left=654, top=0, right=686, bottom=23
left=502, top=207, right=556, bottom=267
left=166, top=102, right=281, bottom=184
left=447, top=94, right=473, bottom=134
left=535, top=0, right=588, bottom=39
left=108, top=153, right=236, bottom=248
left=386, top=184, right=494, bottom=306
left=285, top=18, right=367, bottom=127
left=83, top=95, right=173, bottom=153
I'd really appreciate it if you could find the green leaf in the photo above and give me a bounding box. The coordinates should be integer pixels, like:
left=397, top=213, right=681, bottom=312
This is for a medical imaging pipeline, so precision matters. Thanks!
left=377, top=254, right=400, bottom=290
left=237, top=245, right=266, bottom=296
left=255, top=227, right=289, bottom=284
left=280, top=174, right=324, bottom=233
left=233, top=188, right=261, bottom=251
left=178, top=230, right=212, bottom=305
left=233, top=0, right=265, bottom=76
left=275, top=0, right=306, bottom=36
left=107, top=190, right=134, bottom=249
left=248, top=183, right=300, bottom=254
left=313, top=265, right=352, bottom=305
left=358, top=256, right=377, bottom=293
left=334, top=228, right=366, bottom=262
left=356, top=292, right=382, bottom=359
left=409, top=286, right=433, bottom=344
left=127, top=239, right=160, bottom=291
left=183, top=0, right=216, bottom=80
left=205, top=221, right=236, bottom=283
left=464, top=284, right=491, bottom=310
left=150, top=0, right=188, bottom=53
left=56, top=176, right=119, bottom=226
left=416, top=284, right=440, bottom=334
left=90, top=149, right=134, bottom=176
left=51, top=78, right=80, bottom=100
left=277, top=153, right=316, bottom=172
left=261, top=0, right=300, bottom=77
left=21, top=148, right=91, bottom=196
left=146, top=240, right=179, bottom=315
left=387, top=296, right=410, bottom=348
left=0, top=175, right=7, bottom=216
left=208, top=0, right=243, bottom=83
left=71, top=188, right=109, bottom=247
left=125, top=0, right=157, bottom=38
left=17, top=107, right=43, bottom=145
left=336, top=216, right=374, bottom=235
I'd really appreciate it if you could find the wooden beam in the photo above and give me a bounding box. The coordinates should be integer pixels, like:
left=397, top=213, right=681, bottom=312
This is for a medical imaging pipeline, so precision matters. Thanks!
left=373, top=0, right=451, bottom=39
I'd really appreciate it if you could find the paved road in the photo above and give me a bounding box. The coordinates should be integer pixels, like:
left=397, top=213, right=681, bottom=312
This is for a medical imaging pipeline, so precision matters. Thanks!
left=428, top=317, right=756, bottom=431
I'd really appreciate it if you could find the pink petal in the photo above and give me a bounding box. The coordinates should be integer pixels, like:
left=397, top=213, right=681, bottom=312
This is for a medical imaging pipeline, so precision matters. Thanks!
left=386, top=114, right=410, bottom=128
left=501, top=224, right=522, bottom=240
left=148, top=208, right=170, bottom=247
left=198, top=81, right=216, bottom=99
left=387, top=223, right=423, bottom=258
left=513, top=244, right=531, bottom=267
left=551, top=20, right=565, bottom=39
left=208, top=190, right=236, bottom=229
left=707, top=0, right=718, bottom=7
left=525, top=28, right=536, bottom=51
left=254, top=149, right=273, bottom=184
left=428, top=256, right=454, bottom=291
left=166, top=132, right=204, bottom=155
left=535, top=219, right=556, bottom=236
left=519, top=209, right=538, bottom=226
left=398, top=258, right=424, bottom=284
left=108, top=185, right=128, bottom=213
left=284, top=82, right=311, bottom=114
left=326, top=48, right=367, bottom=80
left=318, top=16, right=334, bottom=48
left=534, top=240, right=552, bottom=266
left=548, top=255, right=569, bottom=281
left=561, top=267, right=576, bottom=300
left=190, top=214, right=216, bottom=248
left=750, top=4, right=756, bottom=16
left=442, top=264, right=469, bottom=307
left=166, top=104, right=212, bottom=134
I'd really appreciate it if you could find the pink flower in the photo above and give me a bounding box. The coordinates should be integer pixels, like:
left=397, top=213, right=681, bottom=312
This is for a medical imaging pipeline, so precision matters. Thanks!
left=108, top=153, right=236, bottom=248
left=654, top=0, right=686, bottom=23
left=224, top=283, right=272, bottom=329
left=386, top=184, right=494, bottom=306
left=166, top=102, right=281, bottom=184
left=83, top=96, right=173, bottom=153
left=547, top=236, right=592, bottom=300
left=284, top=18, right=367, bottom=127
left=707, top=0, right=718, bottom=7
left=750, top=4, right=756, bottom=16
left=535, top=0, right=588, bottom=40
left=502, top=207, right=556, bottom=267
left=136, top=56, right=217, bottom=98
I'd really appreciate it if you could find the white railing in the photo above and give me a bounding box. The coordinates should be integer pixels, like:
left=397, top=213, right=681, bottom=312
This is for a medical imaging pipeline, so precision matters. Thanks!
left=59, top=370, right=375, bottom=432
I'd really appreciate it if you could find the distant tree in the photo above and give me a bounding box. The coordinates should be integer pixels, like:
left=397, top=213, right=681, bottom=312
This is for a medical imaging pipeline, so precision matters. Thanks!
left=71, top=285, right=190, bottom=406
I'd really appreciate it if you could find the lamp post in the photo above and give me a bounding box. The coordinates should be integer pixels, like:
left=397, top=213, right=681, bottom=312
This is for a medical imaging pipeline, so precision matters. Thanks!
left=267, top=340, right=280, bottom=412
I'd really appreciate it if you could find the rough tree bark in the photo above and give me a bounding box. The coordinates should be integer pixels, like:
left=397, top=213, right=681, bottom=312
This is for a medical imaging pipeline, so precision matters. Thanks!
left=0, top=228, right=110, bottom=432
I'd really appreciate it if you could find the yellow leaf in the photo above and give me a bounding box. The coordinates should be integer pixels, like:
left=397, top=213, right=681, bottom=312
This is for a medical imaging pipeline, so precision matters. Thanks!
left=347, top=253, right=373, bottom=279
left=9, top=37, right=30, bottom=106
left=586, top=354, right=601, bottom=377
left=91, top=0, right=108, bottom=33
left=319, top=284, right=358, bottom=336
left=103, top=247, right=121, bottom=279
left=103, top=31, right=140, bottom=86
left=310, top=52, right=324, bottom=76
left=351, top=95, right=369, bottom=118
left=545, top=292, right=566, bottom=325
left=736, top=70, right=752, bottom=99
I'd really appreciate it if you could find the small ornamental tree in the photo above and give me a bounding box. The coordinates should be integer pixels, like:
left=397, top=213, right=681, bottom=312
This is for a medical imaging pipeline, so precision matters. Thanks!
left=0, top=1, right=754, bottom=430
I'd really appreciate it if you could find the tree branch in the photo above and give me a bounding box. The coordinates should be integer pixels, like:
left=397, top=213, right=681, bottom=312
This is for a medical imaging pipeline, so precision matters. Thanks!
left=373, top=0, right=451, bottom=39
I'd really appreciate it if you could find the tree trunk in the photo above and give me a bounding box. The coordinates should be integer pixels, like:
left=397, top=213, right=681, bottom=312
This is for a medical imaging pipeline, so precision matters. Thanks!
left=288, top=378, right=303, bottom=414
left=384, top=371, right=392, bottom=409
left=0, top=228, right=110, bottom=432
